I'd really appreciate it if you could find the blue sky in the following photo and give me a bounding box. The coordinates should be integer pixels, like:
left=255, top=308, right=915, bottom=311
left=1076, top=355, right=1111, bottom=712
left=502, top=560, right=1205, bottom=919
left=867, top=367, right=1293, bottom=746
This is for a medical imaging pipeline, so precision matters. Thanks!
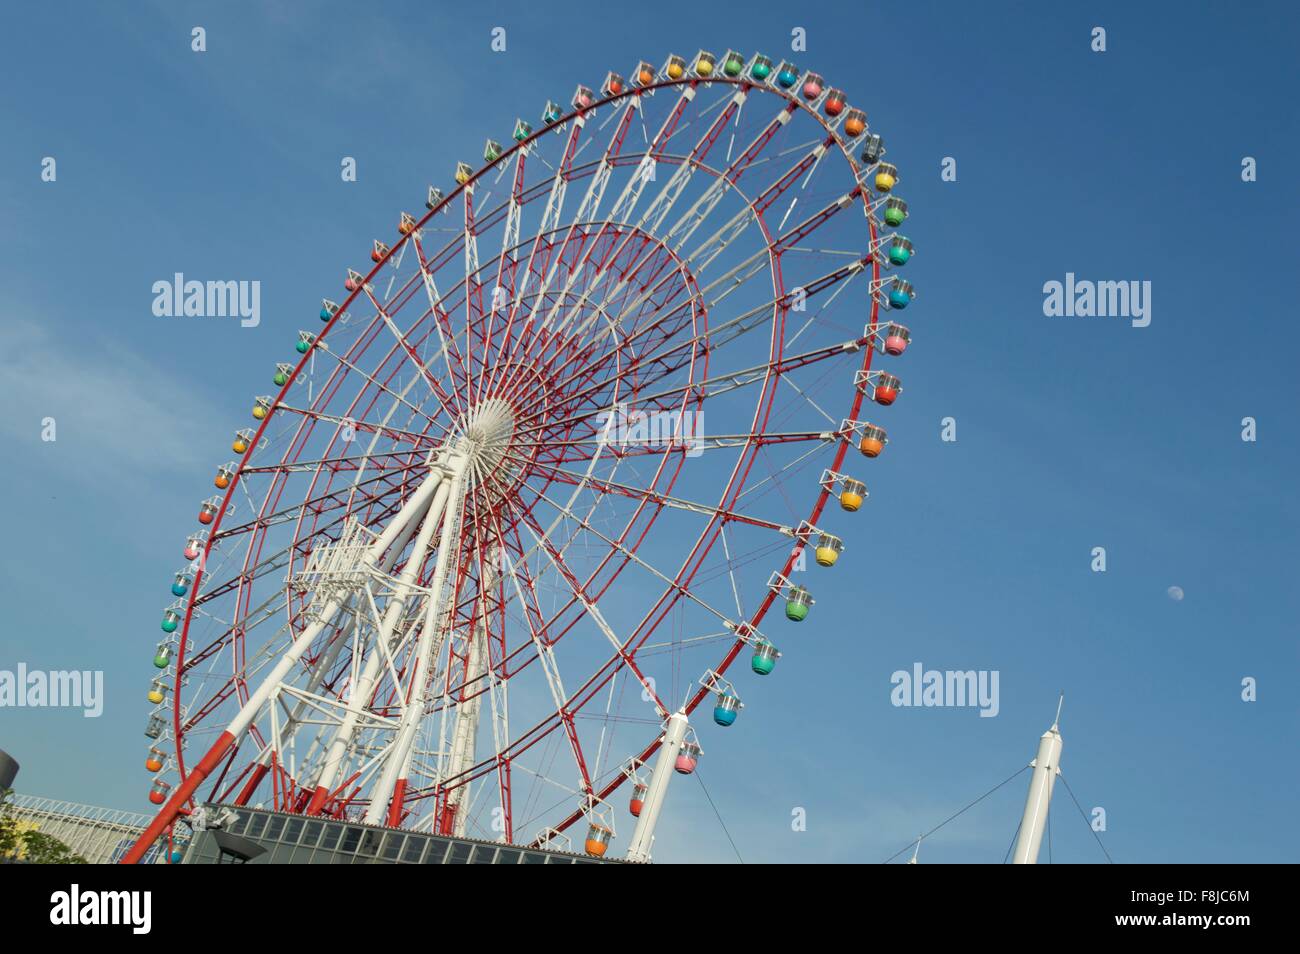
left=1, top=0, right=1298, bottom=863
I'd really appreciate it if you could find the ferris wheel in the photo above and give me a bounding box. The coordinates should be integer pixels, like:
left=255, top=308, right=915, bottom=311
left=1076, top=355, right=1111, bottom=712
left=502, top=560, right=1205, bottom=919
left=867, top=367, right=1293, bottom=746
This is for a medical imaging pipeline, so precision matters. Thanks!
left=125, top=48, right=919, bottom=864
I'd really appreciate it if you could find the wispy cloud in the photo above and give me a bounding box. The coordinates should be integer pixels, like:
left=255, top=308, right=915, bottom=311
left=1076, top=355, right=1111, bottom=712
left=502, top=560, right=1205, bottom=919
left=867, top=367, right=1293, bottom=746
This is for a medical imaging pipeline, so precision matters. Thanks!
left=0, top=314, right=223, bottom=484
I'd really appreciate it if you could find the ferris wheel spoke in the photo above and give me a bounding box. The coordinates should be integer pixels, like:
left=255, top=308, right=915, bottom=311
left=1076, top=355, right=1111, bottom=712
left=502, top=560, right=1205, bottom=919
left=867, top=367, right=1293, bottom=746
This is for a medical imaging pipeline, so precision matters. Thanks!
left=596, top=98, right=794, bottom=289
left=641, top=140, right=844, bottom=309
left=406, top=235, right=473, bottom=420
left=420, top=529, right=513, bottom=835
left=474, top=567, right=515, bottom=845
left=503, top=250, right=870, bottom=436
left=502, top=508, right=713, bottom=773
left=499, top=92, right=742, bottom=368
left=636, top=89, right=744, bottom=239
left=269, top=404, right=439, bottom=450
left=587, top=669, right=629, bottom=792
left=459, top=186, right=491, bottom=391
left=537, top=103, right=640, bottom=314
left=509, top=758, right=592, bottom=829
left=488, top=148, right=727, bottom=409
left=522, top=457, right=791, bottom=535
left=509, top=333, right=864, bottom=450
left=481, top=526, right=615, bottom=804
left=515, top=129, right=605, bottom=334
left=562, top=135, right=815, bottom=341
left=179, top=582, right=303, bottom=687
left=598, top=89, right=693, bottom=236
left=514, top=428, right=833, bottom=458
left=770, top=189, right=862, bottom=256
left=185, top=626, right=307, bottom=747
left=497, top=535, right=572, bottom=708
left=374, top=305, right=467, bottom=426
left=507, top=496, right=667, bottom=714
left=492, top=280, right=652, bottom=413
left=211, top=462, right=423, bottom=554
left=307, top=338, right=454, bottom=438
left=473, top=152, right=530, bottom=407
left=535, top=169, right=710, bottom=350
left=491, top=561, right=637, bottom=810
left=526, top=483, right=739, bottom=634
left=526, top=230, right=702, bottom=379
left=661, top=121, right=814, bottom=261
left=479, top=121, right=587, bottom=386
left=237, top=449, right=425, bottom=476
left=778, top=373, right=843, bottom=429
left=268, top=339, right=448, bottom=537
left=697, top=250, right=870, bottom=352
left=732, top=428, right=851, bottom=506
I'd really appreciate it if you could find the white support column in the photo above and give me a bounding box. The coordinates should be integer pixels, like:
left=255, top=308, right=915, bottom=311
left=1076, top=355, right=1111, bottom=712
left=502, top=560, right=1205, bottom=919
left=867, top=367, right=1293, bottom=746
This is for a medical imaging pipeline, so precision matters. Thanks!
left=364, top=463, right=468, bottom=824
left=252, top=513, right=423, bottom=788
left=310, top=469, right=456, bottom=807
left=444, top=626, right=484, bottom=835
left=440, top=546, right=494, bottom=836
left=625, top=711, right=689, bottom=864
left=225, top=466, right=446, bottom=741
left=1012, top=719, right=1064, bottom=865
left=247, top=606, right=354, bottom=776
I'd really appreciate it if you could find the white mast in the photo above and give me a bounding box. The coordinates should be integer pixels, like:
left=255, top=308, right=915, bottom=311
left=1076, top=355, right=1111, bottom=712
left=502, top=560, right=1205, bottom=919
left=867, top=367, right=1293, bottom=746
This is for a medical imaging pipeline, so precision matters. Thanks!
left=363, top=463, right=468, bottom=824
left=306, top=459, right=461, bottom=812
left=625, top=710, right=689, bottom=863
left=1012, top=695, right=1064, bottom=864
left=438, top=545, right=495, bottom=836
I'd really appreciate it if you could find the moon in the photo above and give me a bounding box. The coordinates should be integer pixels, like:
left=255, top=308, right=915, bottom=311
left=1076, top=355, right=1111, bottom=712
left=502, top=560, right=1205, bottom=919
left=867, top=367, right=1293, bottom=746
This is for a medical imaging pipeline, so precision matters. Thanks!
left=1167, top=586, right=1185, bottom=602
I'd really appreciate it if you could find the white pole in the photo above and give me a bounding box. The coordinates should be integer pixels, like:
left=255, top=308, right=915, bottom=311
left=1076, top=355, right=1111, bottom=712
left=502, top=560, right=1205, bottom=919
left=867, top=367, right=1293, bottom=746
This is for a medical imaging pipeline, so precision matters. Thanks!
left=625, top=710, right=689, bottom=864
left=226, top=466, right=445, bottom=740
left=907, top=835, right=922, bottom=864
left=365, top=465, right=468, bottom=823
left=310, top=469, right=455, bottom=805
left=1012, top=715, right=1064, bottom=864
left=439, top=545, right=495, bottom=836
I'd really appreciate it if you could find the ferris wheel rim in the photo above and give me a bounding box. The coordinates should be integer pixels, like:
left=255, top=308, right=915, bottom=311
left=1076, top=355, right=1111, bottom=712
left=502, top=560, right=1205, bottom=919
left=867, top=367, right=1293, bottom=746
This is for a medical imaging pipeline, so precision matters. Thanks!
left=155, top=64, right=895, bottom=847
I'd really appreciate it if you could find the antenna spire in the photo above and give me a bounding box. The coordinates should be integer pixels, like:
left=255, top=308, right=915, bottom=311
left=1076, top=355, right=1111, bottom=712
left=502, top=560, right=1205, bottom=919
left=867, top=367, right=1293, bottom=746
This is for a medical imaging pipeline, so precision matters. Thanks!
left=1052, top=691, right=1065, bottom=731
left=908, top=834, right=923, bottom=864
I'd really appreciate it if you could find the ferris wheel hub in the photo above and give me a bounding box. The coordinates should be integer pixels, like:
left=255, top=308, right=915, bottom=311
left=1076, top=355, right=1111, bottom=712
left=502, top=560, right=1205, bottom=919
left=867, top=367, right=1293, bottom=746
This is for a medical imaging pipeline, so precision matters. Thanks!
left=456, top=397, right=517, bottom=477
left=449, top=400, right=520, bottom=496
